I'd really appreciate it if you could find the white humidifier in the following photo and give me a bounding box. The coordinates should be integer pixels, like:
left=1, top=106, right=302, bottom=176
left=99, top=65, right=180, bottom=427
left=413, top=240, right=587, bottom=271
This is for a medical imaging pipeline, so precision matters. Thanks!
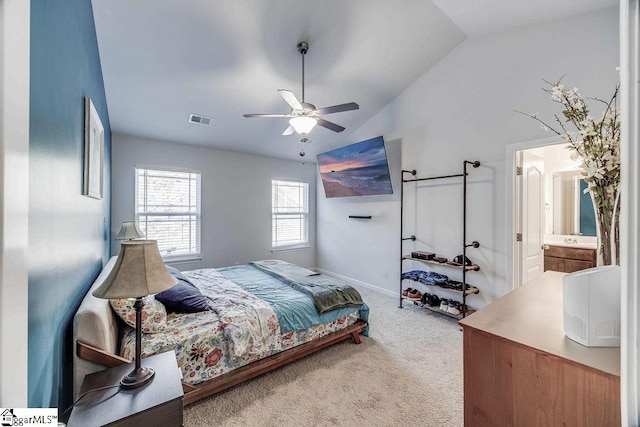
left=563, top=265, right=621, bottom=347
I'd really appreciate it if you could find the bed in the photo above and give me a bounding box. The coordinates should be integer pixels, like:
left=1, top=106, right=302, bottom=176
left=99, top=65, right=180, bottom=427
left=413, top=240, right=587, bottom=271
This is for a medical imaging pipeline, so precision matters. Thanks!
left=73, top=257, right=369, bottom=406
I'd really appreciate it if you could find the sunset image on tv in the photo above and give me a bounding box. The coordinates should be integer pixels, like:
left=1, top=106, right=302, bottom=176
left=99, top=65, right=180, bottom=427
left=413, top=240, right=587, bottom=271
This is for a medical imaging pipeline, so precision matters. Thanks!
left=317, top=136, right=393, bottom=198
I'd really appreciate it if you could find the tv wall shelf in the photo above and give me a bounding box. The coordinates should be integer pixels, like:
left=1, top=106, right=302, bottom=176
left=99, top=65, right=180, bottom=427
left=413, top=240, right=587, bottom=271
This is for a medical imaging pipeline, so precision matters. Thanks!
left=400, top=160, right=481, bottom=319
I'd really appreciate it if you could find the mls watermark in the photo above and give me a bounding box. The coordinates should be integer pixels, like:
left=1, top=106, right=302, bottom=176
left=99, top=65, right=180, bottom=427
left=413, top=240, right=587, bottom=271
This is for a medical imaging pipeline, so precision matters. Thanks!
left=0, top=409, right=59, bottom=426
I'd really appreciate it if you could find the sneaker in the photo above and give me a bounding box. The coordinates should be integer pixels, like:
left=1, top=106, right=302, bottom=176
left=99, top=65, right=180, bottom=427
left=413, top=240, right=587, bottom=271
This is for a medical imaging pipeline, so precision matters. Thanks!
left=407, top=289, right=422, bottom=300
left=420, top=293, right=429, bottom=305
left=425, top=293, right=441, bottom=307
left=449, top=300, right=466, bottom=312
left=402, top=287, right=414, bottom=297
left=439, top=300, right=449, bottom=311
left=446, top=305, right=461, bottom=315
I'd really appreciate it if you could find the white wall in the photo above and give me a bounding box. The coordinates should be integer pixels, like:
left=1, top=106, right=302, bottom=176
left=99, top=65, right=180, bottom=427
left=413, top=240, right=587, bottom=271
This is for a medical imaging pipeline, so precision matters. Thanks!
left=112, top=133, right=316, bottom=269
left=0, top=0, right=29, bottom=407
left=316, top=137, right=402, bottom=297
left=317, top=7, right=619, bottom=306
left=542, top=143, right=578, bottom=175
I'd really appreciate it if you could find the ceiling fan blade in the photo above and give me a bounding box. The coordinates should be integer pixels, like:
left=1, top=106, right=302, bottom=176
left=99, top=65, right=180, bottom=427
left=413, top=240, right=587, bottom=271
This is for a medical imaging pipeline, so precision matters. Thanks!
left=315, top=102, right=359, bottom=115
left=243, top=113, right=293, bottom=118
left=278, top=89, right=303, bottom=110
left=316, top=118, right=345, bottom=133
left=282, top=125, right=295, bottom=136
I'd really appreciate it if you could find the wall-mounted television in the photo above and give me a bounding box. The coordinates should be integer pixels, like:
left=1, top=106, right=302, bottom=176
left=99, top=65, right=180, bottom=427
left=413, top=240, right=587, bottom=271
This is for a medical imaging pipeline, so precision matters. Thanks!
left=317, top=136, right=393, bottom=198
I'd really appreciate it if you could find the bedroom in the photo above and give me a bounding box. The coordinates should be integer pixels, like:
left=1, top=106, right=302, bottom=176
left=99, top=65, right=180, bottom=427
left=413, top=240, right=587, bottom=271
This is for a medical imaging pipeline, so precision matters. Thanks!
left=1, top=0, right=638, bottom=425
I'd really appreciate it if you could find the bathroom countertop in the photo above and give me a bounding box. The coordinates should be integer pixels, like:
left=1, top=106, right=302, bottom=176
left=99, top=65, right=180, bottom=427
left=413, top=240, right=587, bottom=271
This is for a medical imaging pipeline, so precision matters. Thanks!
left=544, top=239, right=597, bottom=250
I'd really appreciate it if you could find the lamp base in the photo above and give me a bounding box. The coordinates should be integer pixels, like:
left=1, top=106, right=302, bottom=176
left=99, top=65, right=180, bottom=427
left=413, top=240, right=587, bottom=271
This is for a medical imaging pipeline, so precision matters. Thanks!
left=120, top=366, right=155, bottom=389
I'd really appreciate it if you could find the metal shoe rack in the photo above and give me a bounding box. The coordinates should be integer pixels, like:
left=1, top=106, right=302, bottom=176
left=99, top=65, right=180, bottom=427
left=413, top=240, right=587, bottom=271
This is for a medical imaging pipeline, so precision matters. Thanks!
left=400, top=160, right=481, bottom=319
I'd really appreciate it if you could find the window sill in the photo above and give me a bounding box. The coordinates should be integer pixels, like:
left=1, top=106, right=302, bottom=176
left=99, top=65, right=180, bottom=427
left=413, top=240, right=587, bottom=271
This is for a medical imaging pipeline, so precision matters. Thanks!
left=162, top=254, right=202, bottom=263
left=271, top=245, right=310, bottom=253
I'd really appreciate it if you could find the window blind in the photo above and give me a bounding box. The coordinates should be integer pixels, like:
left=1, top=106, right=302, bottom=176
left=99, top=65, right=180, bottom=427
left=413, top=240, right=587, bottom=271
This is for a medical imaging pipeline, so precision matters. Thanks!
left=136, top=168, right=201, bottom=260
left=272, top=180, right=309, bottom=248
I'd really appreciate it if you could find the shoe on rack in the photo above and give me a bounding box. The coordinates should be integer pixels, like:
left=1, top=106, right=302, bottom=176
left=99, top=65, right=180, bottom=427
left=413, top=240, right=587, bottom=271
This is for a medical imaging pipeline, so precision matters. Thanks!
left=449, top=300, right=466, bottom=312
left=446, top=305, right=461, bottom=316
left=402, top=288, right=414, bottom=297
left=420, top=293, right=439, bottom=306
left=439, top=299, right=449, bottom=311
left=420, top=293, right=429, bottom=305
left=407, top=289, right=422, bottom=300
left=425, top=293, right=441, bottom=307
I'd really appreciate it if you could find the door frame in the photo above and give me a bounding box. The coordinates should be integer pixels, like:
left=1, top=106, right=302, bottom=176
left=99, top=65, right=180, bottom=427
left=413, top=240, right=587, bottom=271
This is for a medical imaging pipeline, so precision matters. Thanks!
left=620, top=0, right=639, bottom=422
left=0, top=0, right=30, bottom=407
left=505, top=136, right=559, bottom=291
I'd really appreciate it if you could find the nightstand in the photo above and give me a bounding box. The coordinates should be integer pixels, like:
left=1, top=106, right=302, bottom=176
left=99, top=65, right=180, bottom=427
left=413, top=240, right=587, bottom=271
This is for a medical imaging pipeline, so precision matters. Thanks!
left=68, top=350, right=183, bottom=427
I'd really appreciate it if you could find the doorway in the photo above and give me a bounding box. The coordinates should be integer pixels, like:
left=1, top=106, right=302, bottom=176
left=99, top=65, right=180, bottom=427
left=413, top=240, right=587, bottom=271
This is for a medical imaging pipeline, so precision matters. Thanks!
left=509, top=139, right=597, bottom=288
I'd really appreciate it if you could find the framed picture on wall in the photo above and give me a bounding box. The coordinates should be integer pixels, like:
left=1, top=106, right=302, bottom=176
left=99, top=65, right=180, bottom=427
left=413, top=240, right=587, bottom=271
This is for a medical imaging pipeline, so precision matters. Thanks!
left=83, top=97, right=104, bottom=199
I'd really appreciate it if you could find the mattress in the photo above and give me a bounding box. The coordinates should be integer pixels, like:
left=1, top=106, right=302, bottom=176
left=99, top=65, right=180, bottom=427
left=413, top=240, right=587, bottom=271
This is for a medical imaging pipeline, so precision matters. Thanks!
left=120, top=266, right=366, bottom=385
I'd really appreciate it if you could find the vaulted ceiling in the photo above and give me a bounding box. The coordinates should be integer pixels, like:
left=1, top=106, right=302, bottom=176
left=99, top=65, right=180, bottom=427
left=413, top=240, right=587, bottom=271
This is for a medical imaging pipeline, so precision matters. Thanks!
left=92, top=0, right=617, bottom=161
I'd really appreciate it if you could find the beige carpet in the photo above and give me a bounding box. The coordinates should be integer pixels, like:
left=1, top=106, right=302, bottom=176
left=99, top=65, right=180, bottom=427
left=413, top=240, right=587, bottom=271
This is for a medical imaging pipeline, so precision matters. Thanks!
left=184, top=285, right=463, bottom=426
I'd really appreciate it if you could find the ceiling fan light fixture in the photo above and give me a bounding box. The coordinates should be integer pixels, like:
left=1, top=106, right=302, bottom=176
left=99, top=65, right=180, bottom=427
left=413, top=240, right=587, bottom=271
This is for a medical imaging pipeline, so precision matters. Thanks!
left=289, top=116, right=317, bottom=135
left=243, top=41, right=358, bottom=137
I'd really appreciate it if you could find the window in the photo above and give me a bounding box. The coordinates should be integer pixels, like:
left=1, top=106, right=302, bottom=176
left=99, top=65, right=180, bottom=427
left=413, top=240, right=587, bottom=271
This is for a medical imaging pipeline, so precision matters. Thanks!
left=272, top=180, right=309, bottom=249
left=135, top=168, right=201, bottom=261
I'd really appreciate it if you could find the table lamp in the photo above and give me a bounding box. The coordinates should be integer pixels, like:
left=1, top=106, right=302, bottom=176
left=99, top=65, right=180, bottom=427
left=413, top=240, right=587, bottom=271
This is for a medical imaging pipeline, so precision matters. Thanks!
left=92, top=240, right=177, bottom=388
left=115, top=221, right=145, bottom=240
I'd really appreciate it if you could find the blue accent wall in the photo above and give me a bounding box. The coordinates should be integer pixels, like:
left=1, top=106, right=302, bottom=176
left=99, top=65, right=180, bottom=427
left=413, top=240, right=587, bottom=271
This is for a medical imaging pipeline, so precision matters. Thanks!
left=29, top=0, right=111, bottom=409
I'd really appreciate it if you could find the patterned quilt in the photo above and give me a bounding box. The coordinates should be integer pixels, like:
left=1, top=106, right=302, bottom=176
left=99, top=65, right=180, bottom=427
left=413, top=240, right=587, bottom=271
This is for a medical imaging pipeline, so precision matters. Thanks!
left=120, top=267, right=361, bottom=385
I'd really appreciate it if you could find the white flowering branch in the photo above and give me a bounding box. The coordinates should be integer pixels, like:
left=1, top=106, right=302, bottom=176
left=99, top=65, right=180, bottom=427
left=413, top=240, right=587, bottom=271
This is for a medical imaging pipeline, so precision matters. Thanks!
left=517, top=77, right=621, bottom=265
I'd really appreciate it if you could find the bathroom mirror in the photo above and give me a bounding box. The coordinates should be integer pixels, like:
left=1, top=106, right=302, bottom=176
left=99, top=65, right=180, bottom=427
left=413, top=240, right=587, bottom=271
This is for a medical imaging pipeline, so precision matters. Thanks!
left=550, top=171, right=596, bottom=236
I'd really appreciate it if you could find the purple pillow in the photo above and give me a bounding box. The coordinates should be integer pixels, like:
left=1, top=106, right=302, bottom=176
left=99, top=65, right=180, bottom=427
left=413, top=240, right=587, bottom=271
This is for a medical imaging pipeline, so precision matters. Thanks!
left=156, top=266, right=210, bottom=313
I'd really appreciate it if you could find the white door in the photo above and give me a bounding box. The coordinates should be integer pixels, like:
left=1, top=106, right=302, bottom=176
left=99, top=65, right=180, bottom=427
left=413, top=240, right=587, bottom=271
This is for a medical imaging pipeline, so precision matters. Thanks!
left=521, top=151, right=544, bottom=285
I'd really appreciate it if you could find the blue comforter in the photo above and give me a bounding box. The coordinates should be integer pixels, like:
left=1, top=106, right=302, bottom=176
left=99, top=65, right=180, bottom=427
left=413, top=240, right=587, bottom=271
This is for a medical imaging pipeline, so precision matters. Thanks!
left=217, top=264, right=369, bottom=335
left=251, top=260, right=364, bottom=314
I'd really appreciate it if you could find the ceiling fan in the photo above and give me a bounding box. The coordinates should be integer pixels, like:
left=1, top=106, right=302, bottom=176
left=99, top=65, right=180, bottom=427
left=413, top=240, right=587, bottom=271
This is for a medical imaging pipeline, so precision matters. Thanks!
left=243, top=41, right=359, bottom=136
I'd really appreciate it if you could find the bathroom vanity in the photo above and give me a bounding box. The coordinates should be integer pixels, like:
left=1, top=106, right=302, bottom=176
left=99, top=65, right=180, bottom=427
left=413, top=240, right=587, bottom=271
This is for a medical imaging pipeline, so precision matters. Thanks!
left=543, top=243, right=597, bottom=273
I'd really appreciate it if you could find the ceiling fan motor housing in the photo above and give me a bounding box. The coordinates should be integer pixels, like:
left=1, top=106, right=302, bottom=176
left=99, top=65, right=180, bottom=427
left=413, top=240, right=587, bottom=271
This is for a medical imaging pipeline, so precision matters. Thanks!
left=298, top=102, right=317, bottom=115
left=297, top=41, right=309, bottom=55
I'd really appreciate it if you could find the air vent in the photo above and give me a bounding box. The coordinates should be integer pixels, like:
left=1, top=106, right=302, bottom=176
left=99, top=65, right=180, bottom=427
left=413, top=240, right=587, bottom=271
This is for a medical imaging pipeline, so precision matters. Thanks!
left=189, top=114, right=212, bottom=125
left=299, top=137, right=315, bottom=144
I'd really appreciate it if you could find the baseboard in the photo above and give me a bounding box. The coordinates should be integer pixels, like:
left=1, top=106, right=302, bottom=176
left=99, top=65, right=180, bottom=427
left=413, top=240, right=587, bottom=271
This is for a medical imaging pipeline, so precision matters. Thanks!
left=315, top=268, right=397, bottom=299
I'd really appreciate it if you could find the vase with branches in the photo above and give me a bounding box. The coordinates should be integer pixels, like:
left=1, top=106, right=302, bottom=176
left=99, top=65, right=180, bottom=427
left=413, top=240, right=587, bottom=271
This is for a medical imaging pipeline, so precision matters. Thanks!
left=519, top=78, right=620, bottom=265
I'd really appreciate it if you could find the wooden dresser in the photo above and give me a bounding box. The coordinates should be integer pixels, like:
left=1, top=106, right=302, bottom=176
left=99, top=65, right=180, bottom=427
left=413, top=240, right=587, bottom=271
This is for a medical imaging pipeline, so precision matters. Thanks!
left=544, top=244, right=597, bottom=273
left=459, top=272, right=620, bottom=426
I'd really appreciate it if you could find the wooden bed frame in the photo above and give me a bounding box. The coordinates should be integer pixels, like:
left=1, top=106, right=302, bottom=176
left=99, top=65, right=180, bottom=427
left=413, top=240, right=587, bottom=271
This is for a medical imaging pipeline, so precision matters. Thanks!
left=73, top=257, right=367, bottom=406
left=76, top=320, right=366, bottom=406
